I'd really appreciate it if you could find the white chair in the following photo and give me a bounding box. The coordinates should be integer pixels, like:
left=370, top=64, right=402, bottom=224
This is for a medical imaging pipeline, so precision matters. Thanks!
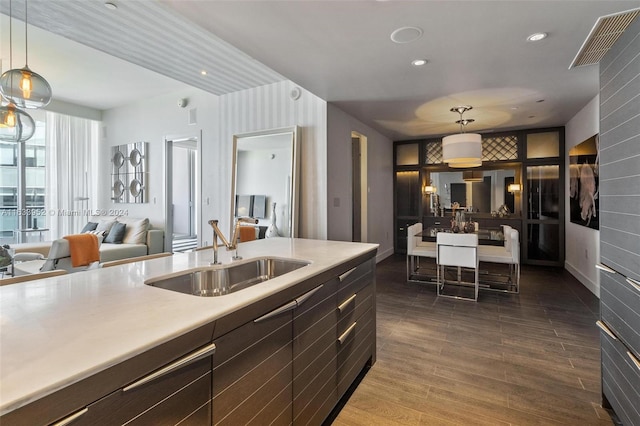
left=478, top=228, right=520, bottom=293
left=406, top=223, right=437, bottom=282
left=436, top=232, right=479, bottom=301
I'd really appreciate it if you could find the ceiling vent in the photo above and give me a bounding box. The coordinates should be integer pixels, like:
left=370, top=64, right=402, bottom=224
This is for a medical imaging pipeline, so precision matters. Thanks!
left=569, top=8, right=640, bottom=69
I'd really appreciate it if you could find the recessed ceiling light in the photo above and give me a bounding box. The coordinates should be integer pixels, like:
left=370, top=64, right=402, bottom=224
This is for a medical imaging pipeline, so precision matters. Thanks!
left=527, top=32, right=547, bottom=42
left=200, top=70, right=207, bottom=76
left=510, top=106, right=519, bottom=110
left=411, top=59, right=428, bottom=67
left=104, top=2, right=117, bottom=10
left=390, top=27, right=423, bottom=44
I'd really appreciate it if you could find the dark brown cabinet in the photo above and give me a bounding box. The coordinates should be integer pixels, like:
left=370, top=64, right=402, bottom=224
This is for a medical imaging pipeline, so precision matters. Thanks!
left=74, top=345, right=214, bottom=426
left=212, top=306, right=294, bottom=425
left=2, top=254, right=377, bottom=426
left=293, top=280, right=338, bottom=425
left=214, top=257, right=377, bottom=426
left=26, top=342, right=215, bottom=426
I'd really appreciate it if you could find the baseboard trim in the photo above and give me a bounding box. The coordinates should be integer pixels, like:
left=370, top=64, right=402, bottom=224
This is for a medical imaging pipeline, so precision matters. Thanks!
left=376, top=247, right=394, bottom=264
left=565, top=261, right=599, bottom=298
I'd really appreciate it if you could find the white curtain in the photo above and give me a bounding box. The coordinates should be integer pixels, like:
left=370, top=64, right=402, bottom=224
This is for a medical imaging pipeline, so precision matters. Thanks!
left=45, top=112, right=99, bottom=239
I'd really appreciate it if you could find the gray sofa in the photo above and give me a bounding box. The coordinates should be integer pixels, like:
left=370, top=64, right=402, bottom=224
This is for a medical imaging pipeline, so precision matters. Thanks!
left=12, top=216, right=164, bottom=264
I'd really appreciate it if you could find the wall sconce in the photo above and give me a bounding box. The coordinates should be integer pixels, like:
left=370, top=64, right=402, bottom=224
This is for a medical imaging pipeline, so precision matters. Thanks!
left=508, top=183, right=522, bottom=193
left=423, top=184, right=436, bottom=194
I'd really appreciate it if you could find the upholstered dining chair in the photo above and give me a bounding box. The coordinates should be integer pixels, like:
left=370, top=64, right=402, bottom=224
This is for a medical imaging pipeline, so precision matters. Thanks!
left=477, top=227, right=520, bottom=293
left=406, top=223, right=437, bottom=282
left=436, top=232, right=479, bottom=301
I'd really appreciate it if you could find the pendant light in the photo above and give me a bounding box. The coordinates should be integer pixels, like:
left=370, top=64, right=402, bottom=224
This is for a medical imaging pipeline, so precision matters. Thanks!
left=0, top=0, right=36, bottom=142
left=0, top=0, right=52, bottom=109
left=442, top=106, right=482, bottom=168
left=0, top=103, right=36, bottom=142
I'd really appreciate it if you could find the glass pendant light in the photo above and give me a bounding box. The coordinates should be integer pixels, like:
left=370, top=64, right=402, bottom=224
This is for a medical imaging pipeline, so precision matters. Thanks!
left=0, top=0, right=52, bottom=109
left=0, top=103, right=36, bottom=142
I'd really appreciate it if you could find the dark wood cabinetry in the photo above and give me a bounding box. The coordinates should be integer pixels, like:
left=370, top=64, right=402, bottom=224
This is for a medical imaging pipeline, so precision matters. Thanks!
left=393, top=128, right=565, bottom=266
left=212, top=257, right=377, bottom=426
left=78, top=352, right=213, bottom=426
left=293, top=279, right=338, bottom=425
left=213, top=306, right=293, bottom=425
left=1, top=254, right=377, bottom=426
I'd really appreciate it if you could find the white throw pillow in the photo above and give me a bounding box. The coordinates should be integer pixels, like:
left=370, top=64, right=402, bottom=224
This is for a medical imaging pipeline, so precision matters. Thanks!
left=122, top=218, right=149, bottom=244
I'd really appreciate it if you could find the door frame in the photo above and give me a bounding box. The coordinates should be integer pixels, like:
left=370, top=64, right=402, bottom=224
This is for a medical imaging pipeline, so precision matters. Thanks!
left=164, top=131, right=202, bottom=252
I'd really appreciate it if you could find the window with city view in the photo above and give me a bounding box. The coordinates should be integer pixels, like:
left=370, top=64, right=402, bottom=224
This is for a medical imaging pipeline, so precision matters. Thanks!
left=0, top=120, right=47, bottom=244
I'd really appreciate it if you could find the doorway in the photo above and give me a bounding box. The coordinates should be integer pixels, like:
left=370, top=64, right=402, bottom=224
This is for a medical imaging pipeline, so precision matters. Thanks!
left=165, top=135, right=200, bottom=253
left=351, top=132, right=368, bottom=243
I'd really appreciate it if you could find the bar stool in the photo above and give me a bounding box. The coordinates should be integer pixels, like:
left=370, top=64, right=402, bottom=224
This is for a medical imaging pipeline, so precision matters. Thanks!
left=436, top=232, right=479, bottom=301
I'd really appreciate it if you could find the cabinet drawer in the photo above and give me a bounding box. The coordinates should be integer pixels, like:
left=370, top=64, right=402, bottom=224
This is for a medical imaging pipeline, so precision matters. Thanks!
left=213, top=312, right=292, bottom=426
left=600, top=271, right=640, bottom=358
left=337, top=306, right=375, bottom=397
left=336, top=259, right=373, bottom=302
left=71, top=357, right=212, bottom=426
left=600, top=323, right=640, bottom=425
left=337, top=281, right=373, bottom=335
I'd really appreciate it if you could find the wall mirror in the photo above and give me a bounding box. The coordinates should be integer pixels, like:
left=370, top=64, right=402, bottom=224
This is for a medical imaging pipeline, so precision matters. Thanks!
left=231, top=126, right=300, bottom=238
left=426, top=166, right=521, bottom=215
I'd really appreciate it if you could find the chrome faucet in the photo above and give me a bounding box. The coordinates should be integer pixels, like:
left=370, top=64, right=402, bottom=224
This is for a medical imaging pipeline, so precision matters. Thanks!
left=208, top=217, right=259, bottom=264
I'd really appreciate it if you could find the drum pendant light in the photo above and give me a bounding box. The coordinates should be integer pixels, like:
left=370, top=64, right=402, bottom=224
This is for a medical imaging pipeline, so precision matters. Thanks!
left=442, top=106, right=482, bottom=168
left=0, top=0, right=52, bottom=109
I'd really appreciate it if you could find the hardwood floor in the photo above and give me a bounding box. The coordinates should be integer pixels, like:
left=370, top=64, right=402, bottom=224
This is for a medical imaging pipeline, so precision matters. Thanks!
left=333, top=254, right=613, bottom=426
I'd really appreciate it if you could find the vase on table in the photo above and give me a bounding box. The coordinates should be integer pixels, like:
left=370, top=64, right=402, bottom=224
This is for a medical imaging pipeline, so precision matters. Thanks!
left=266, top=202, right=279, bottom=238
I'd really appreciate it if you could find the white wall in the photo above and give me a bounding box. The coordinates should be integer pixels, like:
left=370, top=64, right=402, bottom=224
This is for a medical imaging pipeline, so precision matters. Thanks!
left=236, top=147, right=290, bottom=229
left=327, top=104, right=394, bottom=262
left=217, top=81, right=328, bottom=240
left=100, top=87, right=219, bottom=229
left=565, top=95, right=600, bottom=296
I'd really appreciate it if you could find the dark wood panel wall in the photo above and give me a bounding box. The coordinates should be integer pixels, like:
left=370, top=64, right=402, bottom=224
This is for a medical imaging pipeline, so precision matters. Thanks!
left=598, top=15, right=640, bottom=426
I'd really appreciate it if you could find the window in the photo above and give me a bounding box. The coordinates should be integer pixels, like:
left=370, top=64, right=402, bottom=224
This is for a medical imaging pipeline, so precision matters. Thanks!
left=0, top=120, right=47, bottom=242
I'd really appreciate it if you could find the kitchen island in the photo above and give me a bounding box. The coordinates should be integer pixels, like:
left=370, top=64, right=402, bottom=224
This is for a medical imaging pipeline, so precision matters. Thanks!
left=0, top=238, right=378, bottom=425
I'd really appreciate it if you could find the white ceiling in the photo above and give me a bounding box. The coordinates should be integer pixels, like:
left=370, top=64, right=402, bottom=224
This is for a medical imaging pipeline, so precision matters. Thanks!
left=1, top=0, right=638, bottom=139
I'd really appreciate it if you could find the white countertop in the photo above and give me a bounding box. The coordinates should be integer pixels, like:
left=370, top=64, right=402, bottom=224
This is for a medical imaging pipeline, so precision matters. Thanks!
left=0, top=238, right=378, bottom=415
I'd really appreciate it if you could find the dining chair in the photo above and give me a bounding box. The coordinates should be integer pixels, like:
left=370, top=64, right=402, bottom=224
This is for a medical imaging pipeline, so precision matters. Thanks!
left=477, top=227, right=520, bottom=293
left=406, top=223, right=437, bottom=282
left=436, top=232, right=479, bottom=301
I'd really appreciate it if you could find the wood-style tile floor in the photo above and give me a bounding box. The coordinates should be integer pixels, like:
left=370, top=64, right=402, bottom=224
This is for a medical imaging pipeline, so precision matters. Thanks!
left=333, top=255, right=614, bottom=426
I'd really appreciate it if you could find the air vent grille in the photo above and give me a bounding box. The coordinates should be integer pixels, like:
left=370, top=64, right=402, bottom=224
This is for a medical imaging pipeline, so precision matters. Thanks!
left=570, top=9, right=640, bottom=68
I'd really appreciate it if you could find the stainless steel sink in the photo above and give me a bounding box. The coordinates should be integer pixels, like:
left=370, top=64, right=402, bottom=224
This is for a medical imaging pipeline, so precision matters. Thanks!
left=145, top=257, right=309, bottom=297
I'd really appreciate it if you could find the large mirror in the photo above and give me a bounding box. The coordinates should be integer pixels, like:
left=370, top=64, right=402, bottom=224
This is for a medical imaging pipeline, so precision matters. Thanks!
left=425, top=167, right=521, bottom=215
left=231, top=126, right=300, bottom=238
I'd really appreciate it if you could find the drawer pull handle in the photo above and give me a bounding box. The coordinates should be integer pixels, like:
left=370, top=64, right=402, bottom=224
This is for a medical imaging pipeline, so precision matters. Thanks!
left=338, top=322, right=357, bottom=345
left=339, top=267, right=357, bottom=282
left=596, top=321, right=618, bottom=341
left=627, top=351, right=640, bottom=372
left=254, top=300, right=298, bottom=323
left=123, top=342, right=216, bottom=392
left=53, top=408, right=89, bottom=426
left=296, top=285, right=323, bottom=307
left=626, top=277, right=640, bottom=293
left=338, top=294, right=357, bottom=313
left=595, top=263, right=616, bottom=274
